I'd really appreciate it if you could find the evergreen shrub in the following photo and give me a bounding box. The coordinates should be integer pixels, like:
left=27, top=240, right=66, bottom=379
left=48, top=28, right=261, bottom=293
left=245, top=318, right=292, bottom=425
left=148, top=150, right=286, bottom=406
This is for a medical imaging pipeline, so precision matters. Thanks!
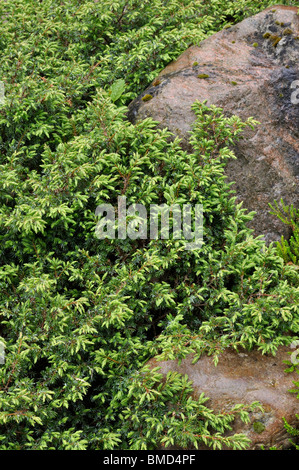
left=0, top=0, right=298, bottom=451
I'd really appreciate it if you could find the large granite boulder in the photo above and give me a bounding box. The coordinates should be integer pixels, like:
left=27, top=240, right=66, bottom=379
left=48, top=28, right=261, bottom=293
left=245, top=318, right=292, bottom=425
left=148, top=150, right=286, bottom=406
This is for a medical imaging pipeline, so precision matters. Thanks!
left=148, top=346, right=299, bottom=450
left=128, top=5, right=299, bottom=243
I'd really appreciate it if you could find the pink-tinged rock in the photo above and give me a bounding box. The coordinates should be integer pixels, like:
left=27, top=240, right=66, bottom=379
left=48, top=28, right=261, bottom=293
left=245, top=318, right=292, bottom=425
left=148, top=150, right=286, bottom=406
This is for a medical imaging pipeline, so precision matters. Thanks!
left=128, top=5, right=299, bottom=243
left=148, top=346, right=299, bottom=450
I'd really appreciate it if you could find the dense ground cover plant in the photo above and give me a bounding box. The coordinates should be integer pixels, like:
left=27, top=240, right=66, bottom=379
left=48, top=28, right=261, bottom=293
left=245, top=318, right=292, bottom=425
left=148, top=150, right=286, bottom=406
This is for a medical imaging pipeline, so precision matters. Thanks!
left=270, top=200, right=299, bottom=265
left=269, top=201, right=299, bottom=449
left=0, top=0, right=298, bottom=450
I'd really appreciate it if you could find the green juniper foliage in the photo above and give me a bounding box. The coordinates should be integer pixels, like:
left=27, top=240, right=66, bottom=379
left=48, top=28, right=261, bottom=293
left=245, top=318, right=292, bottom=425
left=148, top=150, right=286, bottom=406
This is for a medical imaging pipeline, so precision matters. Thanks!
left=0, top=0, right=298, bottom=451
left=279, top=359, right=299, bottom=450
left=283, top=416, right=299, bottom=450
left=269, top=200, right=299, bottom=266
